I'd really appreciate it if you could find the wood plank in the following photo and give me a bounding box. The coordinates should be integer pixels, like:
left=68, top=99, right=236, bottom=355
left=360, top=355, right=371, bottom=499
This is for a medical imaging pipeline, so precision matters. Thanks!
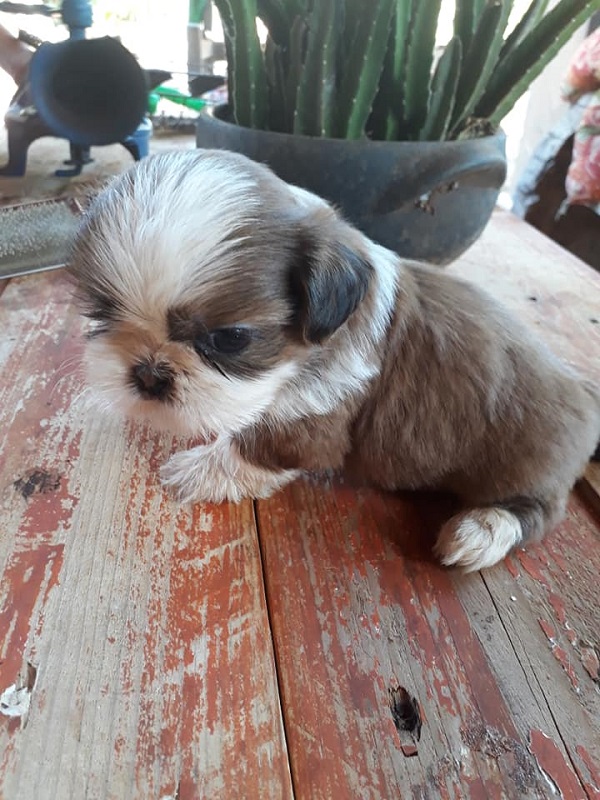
left=0, top=272, right=293, bottom=799
left=258, top=482, right=600, bottom=798
left=477, top=498, right=600, bottom=798
left=257, top=211, right=600, bottom=799
left=450, top=209, right=600, bottom=382
left=454, top=210, right=600, bottom=795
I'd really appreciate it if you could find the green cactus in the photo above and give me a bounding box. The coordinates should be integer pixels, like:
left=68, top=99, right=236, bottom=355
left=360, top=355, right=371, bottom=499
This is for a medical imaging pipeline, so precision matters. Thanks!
left=498, top=0, right=550, bottom=62
left=382, top=0, right=413, bottom=140
left=213, top=0, right=600, bottom=141
left=283, top=16, right=307, bottom=131
left=233, top=0, right=268, bottom=129
left=400, top=0, right=443, bottom=139
left=475, top=0, right=600, bottom=125
left=454, top=0, right=488, bottom=53
left=334, top=0, right=395, bottom=139
left=213, top=0, right=267, bottom=129
left=264, top=35, right=286, bottom=131
left=294, top=0, right=338, bottom=136
left=257, top=0, right=308, bottom=45
left=419, top=35, right=463, bottom=141
left=449, top=0, right=513, bottom=135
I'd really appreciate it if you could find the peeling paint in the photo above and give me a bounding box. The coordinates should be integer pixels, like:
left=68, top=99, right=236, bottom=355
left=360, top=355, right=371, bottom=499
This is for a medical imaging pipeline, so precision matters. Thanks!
left=576, top=745, right=600, bottom=794
left=0, top=273, right=292, bottom=798
left=580, top=647, right=600, bottom=682
left=0, top=661, right=37, bottom=727
left=0, top=685, right=31, bottom=720
left=530, top=730, right=586, bottom=799
left=2, top=236, right=600, bottom=798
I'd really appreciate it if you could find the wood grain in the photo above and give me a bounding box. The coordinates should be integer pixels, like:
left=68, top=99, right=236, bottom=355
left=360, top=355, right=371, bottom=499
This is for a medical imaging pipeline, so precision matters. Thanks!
left=0, top=272, right=293, bottom=799
left=450, top=209, right=600, bottom=382
left=259, top=485, right=496, bottom=798
left=257, top=211, right=600, bottom=799
left=1, top=210, right=599, bottom=799
left=257, top=481, right=600, bottom=798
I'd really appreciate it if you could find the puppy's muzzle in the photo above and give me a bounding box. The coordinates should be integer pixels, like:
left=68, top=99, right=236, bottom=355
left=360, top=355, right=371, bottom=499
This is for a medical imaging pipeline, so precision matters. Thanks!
left=130, top=360, right=175, bottom=401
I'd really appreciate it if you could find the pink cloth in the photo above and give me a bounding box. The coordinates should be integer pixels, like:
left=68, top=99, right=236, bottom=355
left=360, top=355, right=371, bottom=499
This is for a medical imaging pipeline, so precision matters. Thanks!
left=561, top=29, right=600, bottom=207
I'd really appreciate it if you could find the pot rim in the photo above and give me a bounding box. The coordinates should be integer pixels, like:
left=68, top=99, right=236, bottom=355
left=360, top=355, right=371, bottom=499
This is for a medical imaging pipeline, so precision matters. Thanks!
left=199, top=103, right=506, bottom=153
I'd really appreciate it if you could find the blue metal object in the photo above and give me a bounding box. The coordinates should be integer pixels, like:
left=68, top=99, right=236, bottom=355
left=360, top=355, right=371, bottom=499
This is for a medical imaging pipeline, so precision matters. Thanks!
left=60, top=0, right=93, bottom=39
left=29, top=37, right=148, bottom=146
left=0, top=1, right=151, bottom=177
left=122, top=116, right=153, bottom=161
left=0, top=1, right=93, bottom=33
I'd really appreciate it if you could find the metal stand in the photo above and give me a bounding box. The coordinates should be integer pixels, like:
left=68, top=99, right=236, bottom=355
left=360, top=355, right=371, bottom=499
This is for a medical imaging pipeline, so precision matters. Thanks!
left=0, top=101, right=152, bottom=177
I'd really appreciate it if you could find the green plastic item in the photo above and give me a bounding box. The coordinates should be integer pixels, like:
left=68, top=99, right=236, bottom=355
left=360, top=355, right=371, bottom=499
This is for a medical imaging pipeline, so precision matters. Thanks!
left=189, top=0, right=208, bottom=25
left=148, top=87, right=207, bottom=114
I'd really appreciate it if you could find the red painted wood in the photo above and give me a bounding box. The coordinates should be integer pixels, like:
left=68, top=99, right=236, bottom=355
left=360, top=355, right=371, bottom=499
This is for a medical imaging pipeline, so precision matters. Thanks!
left=1, top=210, right=599, bottom=799
left=256, top=211, right=600, bottom=799
left=0, top=272, right=292, bottom=799
left=257, top=482, right=577, bottom=798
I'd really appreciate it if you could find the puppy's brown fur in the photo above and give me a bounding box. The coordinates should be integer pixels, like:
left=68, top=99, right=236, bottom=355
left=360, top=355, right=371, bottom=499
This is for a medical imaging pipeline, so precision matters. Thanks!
left=69, top=149, right=600, bottom=571
left=240, top=261, right=598, bottom=532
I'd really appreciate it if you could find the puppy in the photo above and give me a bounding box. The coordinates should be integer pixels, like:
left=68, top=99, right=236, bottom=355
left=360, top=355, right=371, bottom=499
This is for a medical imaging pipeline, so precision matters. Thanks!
left=68, top=149, right=600, bottom=571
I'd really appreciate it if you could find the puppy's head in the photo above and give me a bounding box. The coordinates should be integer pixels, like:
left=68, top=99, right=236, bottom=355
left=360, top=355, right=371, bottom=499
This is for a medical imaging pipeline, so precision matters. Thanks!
left=69, top=149, right=374, bottom=437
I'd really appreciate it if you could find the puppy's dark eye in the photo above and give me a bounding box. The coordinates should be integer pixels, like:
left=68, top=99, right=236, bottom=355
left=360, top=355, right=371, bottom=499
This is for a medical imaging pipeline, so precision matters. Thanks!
left=208, top=327, right=252, bottom=354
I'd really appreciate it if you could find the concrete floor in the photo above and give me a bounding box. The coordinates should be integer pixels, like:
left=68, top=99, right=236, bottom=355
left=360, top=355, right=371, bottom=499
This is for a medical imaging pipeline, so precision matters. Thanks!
left=0, top=121, right=196, bottom=208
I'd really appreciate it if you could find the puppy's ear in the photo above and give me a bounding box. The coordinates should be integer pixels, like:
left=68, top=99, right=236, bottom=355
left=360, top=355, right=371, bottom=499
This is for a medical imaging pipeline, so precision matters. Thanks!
left=289, top=228, right=373, bottom=343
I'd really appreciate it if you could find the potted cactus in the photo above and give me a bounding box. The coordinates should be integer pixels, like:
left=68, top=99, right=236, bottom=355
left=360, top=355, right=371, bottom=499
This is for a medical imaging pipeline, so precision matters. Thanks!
left=196, top=0, right=600, bottom=263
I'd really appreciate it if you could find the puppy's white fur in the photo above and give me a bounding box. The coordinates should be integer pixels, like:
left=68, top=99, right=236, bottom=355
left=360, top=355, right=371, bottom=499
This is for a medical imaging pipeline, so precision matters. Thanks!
left=435, top=509, right=523, bottom=572
left=87, top=157, right=263, bottom=319
left=70, top=149, right=600, bottom=573
left=85, top=333, right=300, bottom=439
left=160, top=436, right=299, bottom=503
left=269, top=241, right=398, bottom=423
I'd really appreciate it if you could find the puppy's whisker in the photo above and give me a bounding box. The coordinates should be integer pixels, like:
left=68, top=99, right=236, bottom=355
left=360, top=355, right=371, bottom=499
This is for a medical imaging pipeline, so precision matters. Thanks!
left=68, top=386, right=97, bottom=415
left=195, top=352, right=231, bottom=382
left=49, top=372, right=85, bottom=402
left=57, top=355, right=84, bottom=373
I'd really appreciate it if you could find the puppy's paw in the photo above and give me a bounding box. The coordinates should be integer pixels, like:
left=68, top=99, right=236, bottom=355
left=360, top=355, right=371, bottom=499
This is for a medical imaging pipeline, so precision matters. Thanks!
left=160, top=444, right=240, bottom=503
left=434, top=507, right=522, bottom=572
left=160, top=437, right=299, bottom=504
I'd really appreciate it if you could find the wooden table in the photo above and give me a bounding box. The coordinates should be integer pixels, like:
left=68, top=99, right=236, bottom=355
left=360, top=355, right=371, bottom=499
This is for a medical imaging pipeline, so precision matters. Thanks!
left=1, top=210, right=599, bottom=800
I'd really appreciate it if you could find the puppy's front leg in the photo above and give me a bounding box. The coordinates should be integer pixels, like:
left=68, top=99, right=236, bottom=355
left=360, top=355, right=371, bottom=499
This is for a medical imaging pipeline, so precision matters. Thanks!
left=160, top=436, right=300, bottom=504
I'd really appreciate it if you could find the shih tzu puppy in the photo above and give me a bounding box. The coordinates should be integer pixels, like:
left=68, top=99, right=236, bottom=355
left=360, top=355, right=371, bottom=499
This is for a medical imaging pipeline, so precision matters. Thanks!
left=68, top=149, right=600, bottom=572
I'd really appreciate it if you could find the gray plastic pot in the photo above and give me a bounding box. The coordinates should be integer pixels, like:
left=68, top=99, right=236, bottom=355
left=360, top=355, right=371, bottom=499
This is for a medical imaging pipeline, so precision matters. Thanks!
left=196, top=104, right=507, bottom=265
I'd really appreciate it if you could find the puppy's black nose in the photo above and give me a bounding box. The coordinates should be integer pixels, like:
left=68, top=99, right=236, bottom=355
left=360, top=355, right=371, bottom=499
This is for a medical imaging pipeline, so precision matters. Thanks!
left=131, top=361, right=174, bottom=400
